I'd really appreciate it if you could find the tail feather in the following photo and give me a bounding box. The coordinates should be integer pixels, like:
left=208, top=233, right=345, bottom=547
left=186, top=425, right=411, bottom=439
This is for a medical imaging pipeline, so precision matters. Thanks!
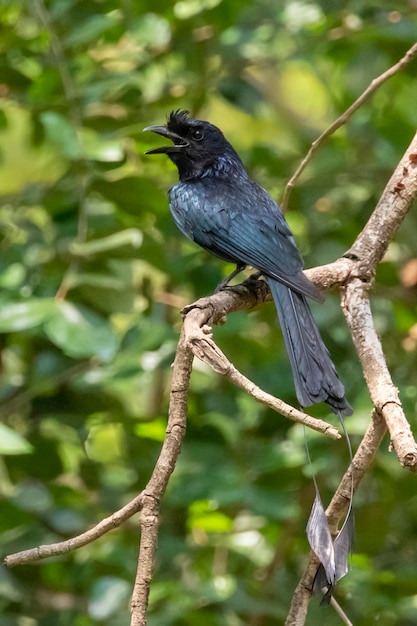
left=267, top=279, right=352, bottom=416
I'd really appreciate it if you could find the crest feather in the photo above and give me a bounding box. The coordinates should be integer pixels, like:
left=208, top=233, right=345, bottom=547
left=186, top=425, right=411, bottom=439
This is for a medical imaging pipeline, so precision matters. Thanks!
left=167, top=110, right=192, bottom=132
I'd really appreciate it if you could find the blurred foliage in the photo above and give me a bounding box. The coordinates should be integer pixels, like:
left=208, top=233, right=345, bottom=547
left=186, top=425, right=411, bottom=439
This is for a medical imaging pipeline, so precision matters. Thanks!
left=1, top=0, right=417, bottom=624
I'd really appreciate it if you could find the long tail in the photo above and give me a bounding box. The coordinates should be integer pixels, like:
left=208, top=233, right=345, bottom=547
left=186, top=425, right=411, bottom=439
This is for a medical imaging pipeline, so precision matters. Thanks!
left=267, top=278, right=352, bottom=416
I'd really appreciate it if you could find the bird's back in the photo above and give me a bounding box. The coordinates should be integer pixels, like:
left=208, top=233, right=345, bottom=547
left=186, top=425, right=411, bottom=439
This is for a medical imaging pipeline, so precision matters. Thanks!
left=169, top=175, right=323, bottom=302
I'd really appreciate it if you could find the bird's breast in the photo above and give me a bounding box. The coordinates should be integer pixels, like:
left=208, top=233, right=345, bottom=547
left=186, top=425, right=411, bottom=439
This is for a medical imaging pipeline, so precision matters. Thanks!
left=168, top=183, right=200, bottom=241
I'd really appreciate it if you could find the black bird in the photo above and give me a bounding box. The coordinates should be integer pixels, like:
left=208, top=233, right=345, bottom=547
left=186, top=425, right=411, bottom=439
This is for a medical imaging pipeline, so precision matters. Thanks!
left=145, top=110, right=352, bottom=417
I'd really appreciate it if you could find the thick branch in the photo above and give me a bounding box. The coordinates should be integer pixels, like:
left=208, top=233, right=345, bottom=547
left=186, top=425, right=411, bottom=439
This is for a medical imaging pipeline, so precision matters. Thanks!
left=309, top=134, right=417, bottom=469
left=130, top=329, right=193, bottom=625
left=342, top=280, right=417, bottom=471
left=346, top=131, right=417, bottom=272
left=182, top=293, right=340, bottom=438
left=339, top=131, right=417, bottom=468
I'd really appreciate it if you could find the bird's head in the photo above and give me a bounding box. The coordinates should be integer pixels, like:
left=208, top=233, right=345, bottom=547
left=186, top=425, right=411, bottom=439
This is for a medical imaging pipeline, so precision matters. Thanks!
left=144, top=110, right=243, bottom=181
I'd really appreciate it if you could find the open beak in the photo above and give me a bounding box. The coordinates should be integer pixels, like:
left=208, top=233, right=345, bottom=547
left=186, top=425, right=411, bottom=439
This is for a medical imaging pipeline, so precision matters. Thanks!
left=143, top=125, right=189, bottom=154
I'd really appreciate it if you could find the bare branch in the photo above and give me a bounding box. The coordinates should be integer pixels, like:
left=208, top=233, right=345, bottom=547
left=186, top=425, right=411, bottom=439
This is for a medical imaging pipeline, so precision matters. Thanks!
left=342, top=280, right=417, bottom=470
left=4, top=492, right=145, bottom=568
left=282, top=42, right=417, bottom=210
left=130, top=329, right=193, bottom=625
left=4, top=329, right=194, bottom=626
left=346, top=130, right=417, bottom=270
left=182, top=295, right=341, bottom=439
left=340, top=130, right=417, bottom=469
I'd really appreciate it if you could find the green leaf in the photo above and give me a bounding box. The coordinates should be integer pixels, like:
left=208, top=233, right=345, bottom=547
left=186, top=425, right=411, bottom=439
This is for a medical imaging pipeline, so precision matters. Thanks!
left=65, top=14, right=121, bottom=47
left=44, top=301, right=118, bottom=361
left=0, top=298, right=54, bottom=332
left=68, top=228, right=143, bottom=257
left=13, top=481, right=52, bottom=511
left=89, top=577, right=131, bottom=620
left=0, top=424, right=33, bottom=455
left=92, top=177, right=166, bottom=214
left=40, top=111, right=81, bottom=160
left=0, top=565, right=23, bottom=602
left=0, top=263, right=26, bottom=289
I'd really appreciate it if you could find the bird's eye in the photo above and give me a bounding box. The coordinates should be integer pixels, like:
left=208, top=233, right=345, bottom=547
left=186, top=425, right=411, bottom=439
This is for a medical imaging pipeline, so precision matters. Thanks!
left=191, top=128, right=204, bottom=141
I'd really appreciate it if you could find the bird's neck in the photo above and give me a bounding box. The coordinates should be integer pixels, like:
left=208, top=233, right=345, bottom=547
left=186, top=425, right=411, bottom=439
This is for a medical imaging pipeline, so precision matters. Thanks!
left=174, top=154, right=248, bottom=183
left=210, top=155, right=248, bottom=180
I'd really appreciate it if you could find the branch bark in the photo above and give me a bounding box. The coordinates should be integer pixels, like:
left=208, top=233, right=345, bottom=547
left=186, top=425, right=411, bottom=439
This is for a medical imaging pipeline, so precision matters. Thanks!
left=4, top=492, right=146, bottom=567
left=130, top=328, right=193, bottom=625
left=341, top=131, right=417, bottom=469
left=182, top=284, right=341, bottom=439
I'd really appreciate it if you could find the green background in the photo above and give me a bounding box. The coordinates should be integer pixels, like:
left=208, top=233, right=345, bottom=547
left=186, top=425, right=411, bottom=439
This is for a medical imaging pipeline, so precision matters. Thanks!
left=1, top=1, right=417, bottom=624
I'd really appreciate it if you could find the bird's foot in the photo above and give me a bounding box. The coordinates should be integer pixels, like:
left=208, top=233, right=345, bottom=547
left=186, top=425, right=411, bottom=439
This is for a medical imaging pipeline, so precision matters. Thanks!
left=214, top=263, right=246, bottom=293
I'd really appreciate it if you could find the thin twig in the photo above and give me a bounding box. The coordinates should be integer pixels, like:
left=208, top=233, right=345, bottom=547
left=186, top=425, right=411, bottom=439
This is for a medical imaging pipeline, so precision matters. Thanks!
left=281, top=42, right=417, bottom=210
left=4, top=492, right=146, bottom=567
left=329, top=588, right=354, bottom=625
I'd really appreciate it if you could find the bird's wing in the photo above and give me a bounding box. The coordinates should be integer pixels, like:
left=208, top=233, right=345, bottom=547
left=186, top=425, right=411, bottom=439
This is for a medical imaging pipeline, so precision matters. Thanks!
left=169, top=179, right=323, bottom=302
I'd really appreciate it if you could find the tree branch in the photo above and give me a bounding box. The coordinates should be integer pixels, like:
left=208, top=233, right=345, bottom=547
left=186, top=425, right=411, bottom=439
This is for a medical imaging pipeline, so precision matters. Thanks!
left=182, top=285, right=341, bottom=439
left=284, top=130, right=417, bottom=623
left=130, top=328, right=193, bottom=625
left=341, top=130, right=417, bottom=469
left=4, top=492, right=146, bottom=567
left=342, top=280, right=417, bottom=470
left=4, top=329, right=194, bottom=626
left=281, top=42, right=417, bottom=210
